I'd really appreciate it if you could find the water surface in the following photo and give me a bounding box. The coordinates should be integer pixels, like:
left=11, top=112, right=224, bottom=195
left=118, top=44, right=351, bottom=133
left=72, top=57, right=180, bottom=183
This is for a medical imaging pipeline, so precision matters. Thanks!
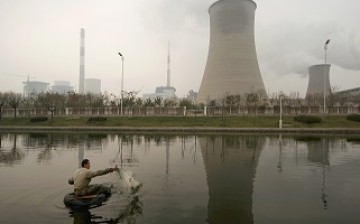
left=0, top=132, right=359, bottom=223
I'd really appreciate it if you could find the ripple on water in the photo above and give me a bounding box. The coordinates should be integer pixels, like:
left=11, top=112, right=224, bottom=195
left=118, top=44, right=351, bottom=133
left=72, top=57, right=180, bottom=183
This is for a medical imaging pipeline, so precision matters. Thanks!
left=0, top=184, right=72, bottom=223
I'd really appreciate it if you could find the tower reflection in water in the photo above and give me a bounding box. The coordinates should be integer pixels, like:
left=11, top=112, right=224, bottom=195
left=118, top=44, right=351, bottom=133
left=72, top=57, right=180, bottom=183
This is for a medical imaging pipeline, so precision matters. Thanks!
left=200, top=135, right=265, bottom=224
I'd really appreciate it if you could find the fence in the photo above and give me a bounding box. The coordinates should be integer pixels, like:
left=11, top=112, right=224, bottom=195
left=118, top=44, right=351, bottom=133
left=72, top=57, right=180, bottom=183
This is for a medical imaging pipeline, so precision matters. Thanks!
left=1, top=105, right=359, bottom=118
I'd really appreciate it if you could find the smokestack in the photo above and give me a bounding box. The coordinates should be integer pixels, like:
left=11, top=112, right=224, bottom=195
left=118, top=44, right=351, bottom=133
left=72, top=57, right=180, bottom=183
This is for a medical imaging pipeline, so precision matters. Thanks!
left=197, top=0, right=267, bottom=103
left=167, top=41, right=171, bottom=87
left=79, top=28, right=85, bottom=93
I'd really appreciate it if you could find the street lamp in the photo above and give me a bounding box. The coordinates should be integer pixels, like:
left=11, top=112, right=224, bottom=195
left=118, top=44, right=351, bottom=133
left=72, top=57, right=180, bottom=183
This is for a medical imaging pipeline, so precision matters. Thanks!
left=323, top=39, right=330, bottom=114
left=279, top=92, right=284, bottom=129
left=118, top=52, right=124, bottom=115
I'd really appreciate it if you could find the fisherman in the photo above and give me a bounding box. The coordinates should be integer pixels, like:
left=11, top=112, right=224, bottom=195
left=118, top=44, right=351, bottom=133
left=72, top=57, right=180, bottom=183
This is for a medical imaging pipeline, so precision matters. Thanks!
left=68, top=159, right=119, bottom=197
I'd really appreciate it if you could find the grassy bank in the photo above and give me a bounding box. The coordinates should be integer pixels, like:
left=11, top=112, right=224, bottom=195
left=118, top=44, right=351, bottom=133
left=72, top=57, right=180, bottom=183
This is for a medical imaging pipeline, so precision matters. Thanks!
left=0, top=115, right=360, bottom=129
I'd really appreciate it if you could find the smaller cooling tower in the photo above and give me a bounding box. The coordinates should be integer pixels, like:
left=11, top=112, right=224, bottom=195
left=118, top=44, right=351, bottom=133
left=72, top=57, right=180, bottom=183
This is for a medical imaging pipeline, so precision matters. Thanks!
left=305, top=64, right=331, bottom=98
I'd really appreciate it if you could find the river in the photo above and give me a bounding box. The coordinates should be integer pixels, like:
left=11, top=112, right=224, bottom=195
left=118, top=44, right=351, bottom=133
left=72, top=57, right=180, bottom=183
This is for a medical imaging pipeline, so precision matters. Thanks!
left=0, top=132, right=359, bottom=223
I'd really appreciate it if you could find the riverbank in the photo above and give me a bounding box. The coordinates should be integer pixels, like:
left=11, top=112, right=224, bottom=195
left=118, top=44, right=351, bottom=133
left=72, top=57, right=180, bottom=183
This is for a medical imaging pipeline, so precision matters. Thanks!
left=1, top=116, right=360, bottom=133
left=1, top=126, right=360, bottom=134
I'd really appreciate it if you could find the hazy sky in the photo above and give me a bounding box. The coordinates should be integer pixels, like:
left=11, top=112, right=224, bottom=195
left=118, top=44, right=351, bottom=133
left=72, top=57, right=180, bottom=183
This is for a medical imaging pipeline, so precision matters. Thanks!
left=0, top=0, right=359, bottom=98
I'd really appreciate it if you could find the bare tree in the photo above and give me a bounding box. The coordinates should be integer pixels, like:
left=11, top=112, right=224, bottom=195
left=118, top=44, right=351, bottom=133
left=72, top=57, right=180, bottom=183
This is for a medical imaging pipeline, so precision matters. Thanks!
left=245, top=90, right=260, bottom=115
left=7, top=92, right=23, bottom=118
left=224, top=94, right=241, bottom=114
left=327, top=86, right=341, bottom=114
left=135, top=98, right=143, bottom=107
left=37, top=92, right=64, bottom=119
left=0, top=92, right=7, bottom=120
left=144, top=98, right=154, bottom=107
left=306, top=93, right=322, bottom=106
left=179, top=98, right=194, bottom=109
left=154, top=97, right=162, bottom=107
left=164, top=99, right=177, bottom=107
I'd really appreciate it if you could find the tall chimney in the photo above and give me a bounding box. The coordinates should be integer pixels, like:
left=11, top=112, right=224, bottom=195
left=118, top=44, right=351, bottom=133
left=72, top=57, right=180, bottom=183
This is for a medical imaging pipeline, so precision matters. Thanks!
left=167, top=41, right=171, bottom=87
left=79, top=28, right=85, bottom=93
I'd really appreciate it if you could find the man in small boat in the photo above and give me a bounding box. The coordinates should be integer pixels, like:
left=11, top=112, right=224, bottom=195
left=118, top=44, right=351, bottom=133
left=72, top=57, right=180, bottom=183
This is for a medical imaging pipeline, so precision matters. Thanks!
left=68, top=159, right=119, bottom=197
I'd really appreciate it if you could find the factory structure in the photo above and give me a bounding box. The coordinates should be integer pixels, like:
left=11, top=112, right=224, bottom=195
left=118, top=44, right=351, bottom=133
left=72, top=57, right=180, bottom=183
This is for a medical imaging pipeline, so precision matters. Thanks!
left=77, top=29, right=102, bottom=94
left=143, top=43, right=177, bottom=100
left=23, top=79, right=49, bottom=97
left=52, top=81, right=74, bottom=94
left=79, top=28, right=85, bottom=93
left=17, top=28, right=101, bottom=97
left=4, top=2, right=359, bottom=108
left=197, top=0, right=267, bottom=104
left=305, top=64, right=332, bottom=98
left=304, top=63, right=360, bottom=103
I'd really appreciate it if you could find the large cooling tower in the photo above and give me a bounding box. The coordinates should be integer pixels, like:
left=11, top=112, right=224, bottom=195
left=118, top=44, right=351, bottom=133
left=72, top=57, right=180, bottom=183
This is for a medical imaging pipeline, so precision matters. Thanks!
left=197, top=0, right=267, bottom=104
left=305, top=64, right=331, bottom=98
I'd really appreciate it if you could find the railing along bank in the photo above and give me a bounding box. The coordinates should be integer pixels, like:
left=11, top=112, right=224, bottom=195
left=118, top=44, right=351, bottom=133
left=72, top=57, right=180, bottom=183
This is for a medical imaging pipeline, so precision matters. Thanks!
left=1, top=105, right=359, bottom=118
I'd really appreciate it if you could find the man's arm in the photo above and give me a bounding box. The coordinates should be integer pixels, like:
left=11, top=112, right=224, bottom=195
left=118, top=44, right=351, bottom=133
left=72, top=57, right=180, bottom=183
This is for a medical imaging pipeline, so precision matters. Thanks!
left=89, top=165, right=119, bottom=178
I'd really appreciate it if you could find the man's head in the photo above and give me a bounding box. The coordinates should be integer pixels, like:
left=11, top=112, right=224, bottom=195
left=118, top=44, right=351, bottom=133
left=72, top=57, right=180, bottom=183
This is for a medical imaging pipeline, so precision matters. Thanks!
left=81, top=159, right=90, bottom=169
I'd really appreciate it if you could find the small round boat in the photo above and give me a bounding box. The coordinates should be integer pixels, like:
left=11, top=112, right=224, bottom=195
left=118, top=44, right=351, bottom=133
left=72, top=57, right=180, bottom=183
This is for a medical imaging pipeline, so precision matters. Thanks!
left=63, top=192, right=111, bottom=209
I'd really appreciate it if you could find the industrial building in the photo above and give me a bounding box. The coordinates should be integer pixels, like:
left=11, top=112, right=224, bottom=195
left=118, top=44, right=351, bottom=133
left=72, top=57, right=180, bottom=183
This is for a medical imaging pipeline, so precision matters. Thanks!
left=197, top=0, right=267, bottom=104
left=23, top=80, right=49, bottom=97
left=143, top=86, right=176, bottom=101
left=335, top=87, right=360, bottom=102
left=51, top=81, right=74, bottom=94
left=143, top=43, right=177, bottom=101
left=305, top=64, right=331, bottom=98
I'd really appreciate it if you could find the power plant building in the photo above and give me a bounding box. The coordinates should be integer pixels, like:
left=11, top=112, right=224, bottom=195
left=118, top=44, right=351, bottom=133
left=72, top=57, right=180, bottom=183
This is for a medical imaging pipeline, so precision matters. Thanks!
left=142, top=43, right=177, bottom=100
left=51, top=81, right=74, bottom=94
left=197, top=0, right=267, bottom=104
left=305, top=64, right=331, bottom=98
left=23, top=80, right=49, bottom=97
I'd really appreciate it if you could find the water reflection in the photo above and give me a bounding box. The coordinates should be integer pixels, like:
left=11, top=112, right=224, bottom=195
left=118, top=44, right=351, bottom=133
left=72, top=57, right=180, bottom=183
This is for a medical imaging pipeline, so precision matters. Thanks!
left=0, top=133, right=25, bottom=166
left=1, top=132, right=360, bottom=224
left=200, top=135, right=265, bottom=224
left=295, top=136, right=337, bottom=210
left=254, top=135, right=360, bottom=224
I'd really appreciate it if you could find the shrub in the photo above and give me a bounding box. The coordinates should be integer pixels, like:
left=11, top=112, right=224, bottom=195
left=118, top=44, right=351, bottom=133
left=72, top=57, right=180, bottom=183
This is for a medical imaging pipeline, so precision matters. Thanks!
left=294, top=115, right=322, bottom=124
left=88, top=117, right=107, bottom=123
left=30, top=117, right=48, bottom=122
left=346, top=114, right=360, bottom=122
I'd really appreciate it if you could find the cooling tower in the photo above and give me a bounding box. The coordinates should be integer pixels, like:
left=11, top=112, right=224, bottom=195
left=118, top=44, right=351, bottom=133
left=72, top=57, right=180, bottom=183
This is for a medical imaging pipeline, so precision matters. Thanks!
left=197, top=0, right=267, bottom=104
left=305, top=64, right=331, bottom=98
left=79, top=28, right=85, bottom=93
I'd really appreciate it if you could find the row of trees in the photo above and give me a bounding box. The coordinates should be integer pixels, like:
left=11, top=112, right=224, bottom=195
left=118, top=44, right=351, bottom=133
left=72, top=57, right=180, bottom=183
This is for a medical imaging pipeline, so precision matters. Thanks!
left=0, top=89, right=358, bottom=119
left=0, top=91, right=198, bottom=119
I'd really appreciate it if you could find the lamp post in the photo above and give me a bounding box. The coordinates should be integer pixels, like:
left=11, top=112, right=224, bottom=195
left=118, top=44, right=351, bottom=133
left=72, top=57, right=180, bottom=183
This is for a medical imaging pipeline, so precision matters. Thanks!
left=118, top=52, right=124, bottom=115
left=323, top=39, right=330, bottom=114
left=279, top=92, right=284, bottom=129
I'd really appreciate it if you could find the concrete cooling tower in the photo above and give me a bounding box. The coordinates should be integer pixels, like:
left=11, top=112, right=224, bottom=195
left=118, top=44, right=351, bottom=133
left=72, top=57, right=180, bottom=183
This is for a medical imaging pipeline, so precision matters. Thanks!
left=305, top=64, right=331, bottom=98
left=197, top=0, right=267, bottom=104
